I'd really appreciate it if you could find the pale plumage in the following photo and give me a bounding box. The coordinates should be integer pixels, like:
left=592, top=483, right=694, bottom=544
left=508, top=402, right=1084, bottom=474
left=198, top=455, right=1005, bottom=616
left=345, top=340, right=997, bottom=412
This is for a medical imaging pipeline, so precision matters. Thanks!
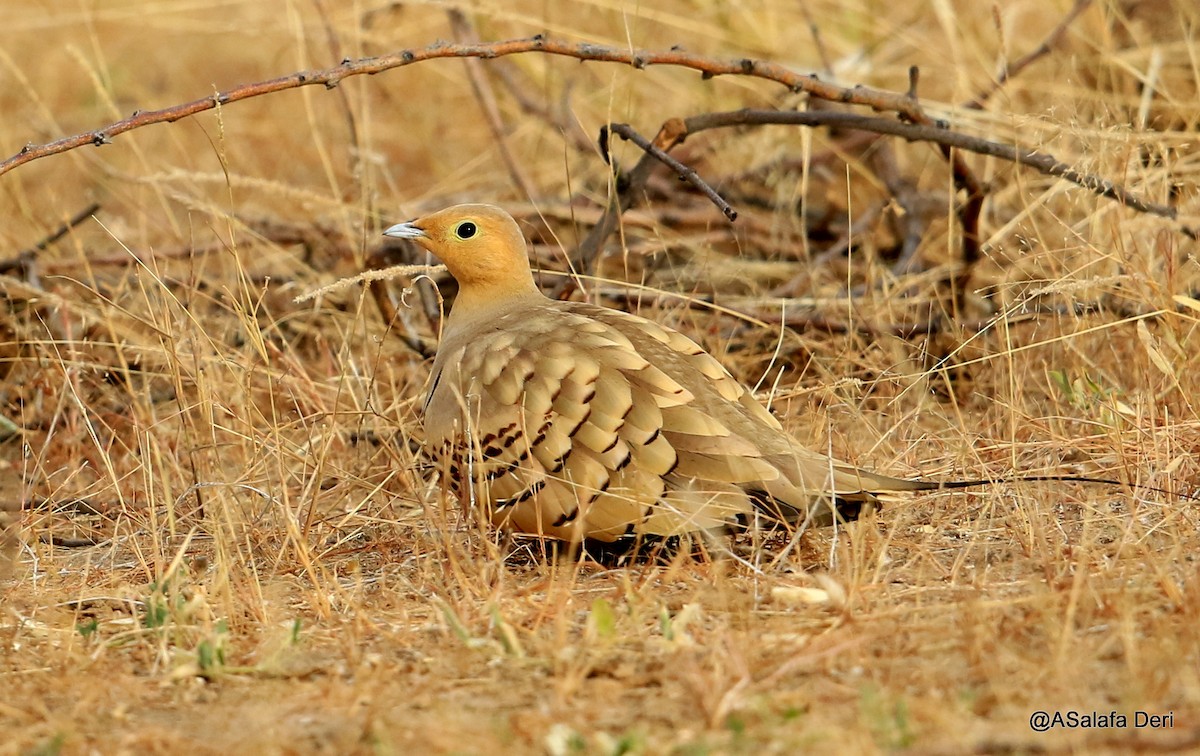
left=384, top=204, right=943, bottom=543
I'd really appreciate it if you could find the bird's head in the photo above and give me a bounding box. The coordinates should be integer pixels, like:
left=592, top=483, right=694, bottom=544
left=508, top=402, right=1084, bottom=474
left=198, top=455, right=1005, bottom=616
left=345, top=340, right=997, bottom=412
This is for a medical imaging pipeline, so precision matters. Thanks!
left=383, top=204, right=536, bottom=295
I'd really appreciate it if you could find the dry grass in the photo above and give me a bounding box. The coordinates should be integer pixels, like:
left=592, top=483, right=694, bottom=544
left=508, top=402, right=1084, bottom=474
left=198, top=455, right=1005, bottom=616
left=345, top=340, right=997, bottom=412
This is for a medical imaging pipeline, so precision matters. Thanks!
left=2, top=0, right=1199, bottom=753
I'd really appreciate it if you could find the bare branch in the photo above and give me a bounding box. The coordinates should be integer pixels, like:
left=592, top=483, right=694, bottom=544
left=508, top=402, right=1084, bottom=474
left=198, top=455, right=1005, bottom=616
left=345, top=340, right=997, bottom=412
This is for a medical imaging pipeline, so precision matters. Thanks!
left=567, top=102, right=1192, bottom=294
left=669, top=109, right=1181, bottom=224
left=605, top=123, right=737, bottom=222
left=0, top=36, right=943, bottom=178
left=553, top=119, right=691, bottom=297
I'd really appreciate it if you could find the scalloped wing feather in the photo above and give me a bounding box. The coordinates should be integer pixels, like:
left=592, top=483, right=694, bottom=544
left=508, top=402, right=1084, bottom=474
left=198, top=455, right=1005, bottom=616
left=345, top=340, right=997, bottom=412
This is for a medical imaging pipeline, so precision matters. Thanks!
left=421, top=301, right=927, bottom=542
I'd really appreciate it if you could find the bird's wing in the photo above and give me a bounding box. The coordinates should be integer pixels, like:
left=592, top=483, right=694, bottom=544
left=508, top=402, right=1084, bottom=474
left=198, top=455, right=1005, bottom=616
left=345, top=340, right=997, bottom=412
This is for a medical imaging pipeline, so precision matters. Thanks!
left=423, top=302, right=924, bottom=541
left=585, top=306, right=933, bottom=503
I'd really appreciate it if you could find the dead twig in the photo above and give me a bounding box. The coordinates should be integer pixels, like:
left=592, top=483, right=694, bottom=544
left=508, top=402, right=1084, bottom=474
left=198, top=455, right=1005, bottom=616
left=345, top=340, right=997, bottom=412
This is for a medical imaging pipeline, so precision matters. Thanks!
left=365, top=276, right=435, bottom=360
left=40, top=535, right=101, bottom=548
left=448, top=11, right=538, bottom=200
left=552, top=118, right=691, bottom=298
left=604, top=123, right=737, bottom=222
left=311, top=0, right=364, bottom=194
left=0, top=202, right=101, bottom=276
left=600, top=288, right=1161, bottom=341
left=906, top=66, right=985, bottom=295
left=489, top=64, right=595, bottom=154
left=365, top=243, right=438, bottom=359
left=965, top=0, right=1094, bottom=111
left=604, top=288, right=1040, bottom=338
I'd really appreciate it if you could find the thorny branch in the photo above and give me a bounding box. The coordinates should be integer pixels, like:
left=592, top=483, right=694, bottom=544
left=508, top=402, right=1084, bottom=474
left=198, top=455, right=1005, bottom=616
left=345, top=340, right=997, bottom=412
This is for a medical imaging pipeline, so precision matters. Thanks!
left=2, top=33, right=1185, bottom=233
left=575, top=107, right=1188, bottom=286
left=0, top=36, right=939, bottom=177
left=643, top=109, right=1179, bottom=221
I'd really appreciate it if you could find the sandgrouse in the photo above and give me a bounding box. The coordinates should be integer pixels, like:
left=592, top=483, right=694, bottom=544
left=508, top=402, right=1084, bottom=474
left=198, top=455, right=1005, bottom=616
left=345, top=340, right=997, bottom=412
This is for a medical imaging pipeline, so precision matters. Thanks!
left=384, top=204, right=974, bottom=543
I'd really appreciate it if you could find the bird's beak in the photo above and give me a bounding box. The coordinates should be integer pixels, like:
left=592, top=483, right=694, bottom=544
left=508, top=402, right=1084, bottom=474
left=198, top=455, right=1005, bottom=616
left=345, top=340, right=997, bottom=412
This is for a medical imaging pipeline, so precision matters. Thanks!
left=382, top=220, right=426, bottom=240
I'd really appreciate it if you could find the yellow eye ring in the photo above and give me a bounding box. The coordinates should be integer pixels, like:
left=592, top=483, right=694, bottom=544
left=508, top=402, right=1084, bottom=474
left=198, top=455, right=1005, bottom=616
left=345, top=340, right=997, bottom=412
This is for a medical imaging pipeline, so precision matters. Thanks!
left=455, top=221, right=477, bottom=240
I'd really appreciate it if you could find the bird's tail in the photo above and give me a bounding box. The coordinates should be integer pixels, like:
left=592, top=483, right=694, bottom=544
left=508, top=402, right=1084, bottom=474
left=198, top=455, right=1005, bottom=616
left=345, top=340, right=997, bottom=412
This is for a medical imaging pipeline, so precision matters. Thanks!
left=750, top=473, right=1137, bottom=529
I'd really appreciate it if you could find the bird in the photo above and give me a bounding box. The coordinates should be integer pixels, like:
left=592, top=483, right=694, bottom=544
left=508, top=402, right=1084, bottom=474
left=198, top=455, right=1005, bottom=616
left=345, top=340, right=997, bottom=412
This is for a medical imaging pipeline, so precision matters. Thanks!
left=381, top=204, right=1113, bottom=544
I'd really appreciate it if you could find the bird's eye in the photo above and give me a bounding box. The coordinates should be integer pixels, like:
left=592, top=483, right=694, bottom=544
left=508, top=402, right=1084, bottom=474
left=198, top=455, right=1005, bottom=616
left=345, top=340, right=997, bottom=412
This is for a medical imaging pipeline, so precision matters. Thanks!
left=455, top=221, right=477, bottom=240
